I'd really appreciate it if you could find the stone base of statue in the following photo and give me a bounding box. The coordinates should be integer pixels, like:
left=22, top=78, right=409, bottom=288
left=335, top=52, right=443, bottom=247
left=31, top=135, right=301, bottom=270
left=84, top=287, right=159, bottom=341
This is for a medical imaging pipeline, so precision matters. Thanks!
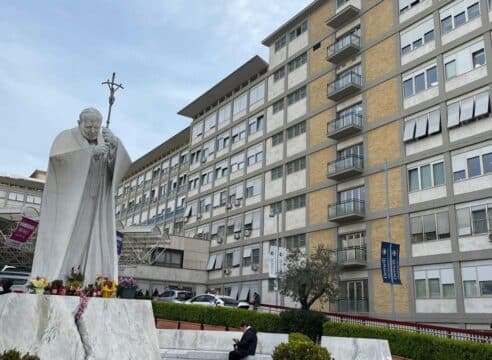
left=0, top=293, right=160, bottom=360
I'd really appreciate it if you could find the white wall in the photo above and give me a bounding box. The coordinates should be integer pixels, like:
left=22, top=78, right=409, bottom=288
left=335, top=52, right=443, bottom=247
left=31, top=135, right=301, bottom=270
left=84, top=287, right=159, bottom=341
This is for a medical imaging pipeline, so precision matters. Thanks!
left=287, top=64, right=307, bottom=89
left=267, top=107, right=284, bottom=132
left=454, top=173, right=492, bottom=195
left=409, top=185, right=447, bottom=204
left=287, top=32, right=308, bottom=57
left=287, top=99, right=307, bottom=122
left=406, top=134, right=443, bottom=156
left=412, top=239, right=452, bottom=257
left=449, top=116, right=492, bottom=143
left=265, top=178, right=283, bottom=200
left=286, top=169, right=306, bottom=193
left=266, top=139, right=284, bottom=165
left=286, top=133, right=306, bottom=157
left=416, top=299, right=457, bottom=313
left=445, top=66, right=487, bottom=92
left=404, top=87, right=439, bottom=109
left=464, top=298, right=492, bottom=313
left=285, top=208, right=306, bottom=231
left=264, top=209, right=283, bottom=236
left=399, top=0, right=432, bottom=23
left=270, top=46, right=287, bottom=69
left=268, top=75, right=285, bottom=100
left=441, top=17, right=481, bottom=46
left=402, top=42, right=435, bottom=66
left=459, top=234, right=492, bottom=252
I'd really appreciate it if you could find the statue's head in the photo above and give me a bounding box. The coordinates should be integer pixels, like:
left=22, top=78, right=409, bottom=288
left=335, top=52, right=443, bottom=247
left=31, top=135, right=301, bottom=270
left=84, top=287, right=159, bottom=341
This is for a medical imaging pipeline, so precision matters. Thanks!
left=78, top=108, right=103, bottom=142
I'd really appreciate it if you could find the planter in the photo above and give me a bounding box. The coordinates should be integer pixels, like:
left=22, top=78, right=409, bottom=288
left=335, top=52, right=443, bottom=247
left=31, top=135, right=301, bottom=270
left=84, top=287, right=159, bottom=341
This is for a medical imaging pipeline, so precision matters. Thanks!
left=120, top=286, right=137, bottom=299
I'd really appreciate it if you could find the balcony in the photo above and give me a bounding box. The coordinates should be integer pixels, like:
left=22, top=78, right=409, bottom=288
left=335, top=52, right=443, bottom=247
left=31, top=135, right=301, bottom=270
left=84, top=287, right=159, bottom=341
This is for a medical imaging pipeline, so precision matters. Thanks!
left=327, top=155, right=364, bottom=181
left=327, top=33, right=360, bottom=64
left=326, top=4, right=360, bottom=29
left=336, top=246, right=367, bottom=267
left=330, top=298, right=368, bottom=313
left=327, top=71, right=362, bottom=101
left=328, top=199, right=365, bottom=222
left=327, top=113, right=363, bottom=140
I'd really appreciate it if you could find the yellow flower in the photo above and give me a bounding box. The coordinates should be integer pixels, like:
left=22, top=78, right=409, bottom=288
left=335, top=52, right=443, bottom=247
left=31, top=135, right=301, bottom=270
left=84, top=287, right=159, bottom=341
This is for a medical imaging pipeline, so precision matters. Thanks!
left=30, top=277, right=48, bottom=288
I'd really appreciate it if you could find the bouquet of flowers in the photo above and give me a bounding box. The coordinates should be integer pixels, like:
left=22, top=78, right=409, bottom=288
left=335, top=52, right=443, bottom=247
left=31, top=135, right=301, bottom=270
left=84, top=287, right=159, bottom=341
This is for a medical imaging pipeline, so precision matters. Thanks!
left=50, top=279, right=65, bottom=295
left=30, top=277, right=48, bottom=294
left=118, top=276, right=136, bottom=288
left=101, top=279, right=117, bottom=298
left=67, top=266, right=84, bottom=293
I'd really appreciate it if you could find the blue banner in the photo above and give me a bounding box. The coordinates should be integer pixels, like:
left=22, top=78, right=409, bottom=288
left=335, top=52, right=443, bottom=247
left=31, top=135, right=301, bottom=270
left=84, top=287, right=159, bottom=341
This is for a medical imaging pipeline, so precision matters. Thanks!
left=381, top=242, right=401, bottom=285
left=116, top=231, right=124, bottom=256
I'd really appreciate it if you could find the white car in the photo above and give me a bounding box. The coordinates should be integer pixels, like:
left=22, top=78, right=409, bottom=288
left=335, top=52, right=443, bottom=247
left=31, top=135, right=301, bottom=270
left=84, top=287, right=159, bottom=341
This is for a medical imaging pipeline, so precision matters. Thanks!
left=185, top=294, right=238, bottom=307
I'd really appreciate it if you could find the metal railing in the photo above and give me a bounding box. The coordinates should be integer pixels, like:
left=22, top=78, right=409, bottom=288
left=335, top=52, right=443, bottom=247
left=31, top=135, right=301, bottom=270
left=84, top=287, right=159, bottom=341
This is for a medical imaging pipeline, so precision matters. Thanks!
left=327, top=155, right=364, bottom=174
left=336, top=246, right=367, bottom=264
left=331, top=298, right=369, bottom=313
left=328, top=71, right=362, bottom=94
left=328, top=33, right=360, bottom=57
left=327, top=113, right=363, bottom=134
left=329, top=199, right=365, bottom=218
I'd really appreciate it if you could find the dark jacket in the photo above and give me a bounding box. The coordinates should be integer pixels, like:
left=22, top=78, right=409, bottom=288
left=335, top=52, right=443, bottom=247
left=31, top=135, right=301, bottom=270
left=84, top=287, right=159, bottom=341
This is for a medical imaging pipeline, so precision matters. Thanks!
left=236, top=326, right=258, bottom=356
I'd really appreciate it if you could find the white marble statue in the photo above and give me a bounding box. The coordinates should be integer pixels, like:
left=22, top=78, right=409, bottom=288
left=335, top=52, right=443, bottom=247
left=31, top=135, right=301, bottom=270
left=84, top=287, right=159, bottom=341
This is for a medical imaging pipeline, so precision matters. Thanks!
left=31, top=108, right=130, bottom=284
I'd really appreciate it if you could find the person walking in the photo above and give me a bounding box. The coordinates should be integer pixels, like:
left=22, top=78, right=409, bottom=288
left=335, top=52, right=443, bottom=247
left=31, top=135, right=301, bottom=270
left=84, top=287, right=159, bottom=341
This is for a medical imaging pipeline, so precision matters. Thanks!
left=229, top=320, right=257, bottom=360
left=253, top=292, right=260, bottom=311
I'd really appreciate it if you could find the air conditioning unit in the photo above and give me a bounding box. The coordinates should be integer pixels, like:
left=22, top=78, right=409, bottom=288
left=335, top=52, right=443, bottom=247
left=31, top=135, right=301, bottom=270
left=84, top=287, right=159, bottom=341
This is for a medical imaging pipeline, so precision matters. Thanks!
left=226, top=202, right=233, bottom=210
left=223, top=268, right=231, bottom=275
left=201, top=157, right=207, bottom=163
left=251, top=263, right=259, bottom=271
left=244, top=229, right=251, bottom=237
left=234, top=199, right=241, bottom=207
left=197, top=213, right=202, bottom=220
left=216, top=236, right=224, bottom=244
left=234, top=232, right=241, bottom=240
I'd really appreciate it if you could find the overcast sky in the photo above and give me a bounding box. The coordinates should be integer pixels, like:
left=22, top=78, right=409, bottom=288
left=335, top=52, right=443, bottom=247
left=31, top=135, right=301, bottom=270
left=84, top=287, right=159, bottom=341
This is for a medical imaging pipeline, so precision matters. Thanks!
left=0, top=0, right=312, bottom=176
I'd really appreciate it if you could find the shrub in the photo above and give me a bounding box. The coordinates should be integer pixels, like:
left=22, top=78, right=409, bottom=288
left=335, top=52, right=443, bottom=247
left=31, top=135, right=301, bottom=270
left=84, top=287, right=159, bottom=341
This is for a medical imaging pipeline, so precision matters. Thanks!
left=323, top=321, right=492, bottom=360
left=289, top=332, right=312, bottom=344
left=279, top=310, right=325, bottom=342
left=0, top=350, right=39, bottom=360
left=152, top=301, right=282, bottom=333
left=272, top=335, right=331, bottom=360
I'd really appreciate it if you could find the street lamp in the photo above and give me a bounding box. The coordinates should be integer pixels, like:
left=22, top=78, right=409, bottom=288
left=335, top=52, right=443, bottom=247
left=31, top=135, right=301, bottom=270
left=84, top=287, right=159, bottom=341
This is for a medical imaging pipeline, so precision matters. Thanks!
left=269, top=208, right=280, bottom=307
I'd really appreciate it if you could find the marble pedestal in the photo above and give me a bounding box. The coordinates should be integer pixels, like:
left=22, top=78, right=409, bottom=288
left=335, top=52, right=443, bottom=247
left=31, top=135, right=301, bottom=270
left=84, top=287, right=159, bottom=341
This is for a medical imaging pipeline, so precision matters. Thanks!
left=0, top=293, right=159, bottom=360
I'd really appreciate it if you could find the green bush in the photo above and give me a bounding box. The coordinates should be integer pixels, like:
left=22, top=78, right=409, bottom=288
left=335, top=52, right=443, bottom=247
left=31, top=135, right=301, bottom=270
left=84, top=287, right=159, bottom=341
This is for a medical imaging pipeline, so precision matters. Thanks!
left=279, top=310, right=325, bottom=342
left=323, top=321, right=492, bottom=360
left=152, top=301, right=282, bottom=332
left=289, top=332, right=312, bottom=344
left=272, top=334, right=331, bottom=360
left=0, top=350, right=39, bottom=360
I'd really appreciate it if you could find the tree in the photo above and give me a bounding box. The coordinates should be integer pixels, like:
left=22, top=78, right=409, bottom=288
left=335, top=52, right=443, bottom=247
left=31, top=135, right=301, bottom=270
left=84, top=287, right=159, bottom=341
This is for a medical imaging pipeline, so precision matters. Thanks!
left=278, top=245, right=340, bottom=310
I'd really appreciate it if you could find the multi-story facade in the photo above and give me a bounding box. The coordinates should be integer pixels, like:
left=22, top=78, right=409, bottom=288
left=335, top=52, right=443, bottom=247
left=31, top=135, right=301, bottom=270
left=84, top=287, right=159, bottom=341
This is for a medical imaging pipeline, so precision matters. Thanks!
left=117, top=0, right=492, bottom=329
left=115, top=128, right=190, bottom=236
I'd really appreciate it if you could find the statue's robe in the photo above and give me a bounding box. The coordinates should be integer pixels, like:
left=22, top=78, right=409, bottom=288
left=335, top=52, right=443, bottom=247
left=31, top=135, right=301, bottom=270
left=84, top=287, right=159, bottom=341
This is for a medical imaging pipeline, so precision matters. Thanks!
left=31, top=127, right=130, bottom=284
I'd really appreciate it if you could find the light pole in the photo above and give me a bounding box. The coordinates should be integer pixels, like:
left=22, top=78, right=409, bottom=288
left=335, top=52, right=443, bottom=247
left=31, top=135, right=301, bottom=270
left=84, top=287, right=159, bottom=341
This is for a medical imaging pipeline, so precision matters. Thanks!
left=269, top=209, right=280, bottom=307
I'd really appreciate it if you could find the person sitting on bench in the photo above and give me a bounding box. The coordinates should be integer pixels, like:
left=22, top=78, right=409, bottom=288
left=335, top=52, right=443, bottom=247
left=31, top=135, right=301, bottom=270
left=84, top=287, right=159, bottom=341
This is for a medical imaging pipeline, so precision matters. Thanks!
left=229, top=320, right=257, bottom=360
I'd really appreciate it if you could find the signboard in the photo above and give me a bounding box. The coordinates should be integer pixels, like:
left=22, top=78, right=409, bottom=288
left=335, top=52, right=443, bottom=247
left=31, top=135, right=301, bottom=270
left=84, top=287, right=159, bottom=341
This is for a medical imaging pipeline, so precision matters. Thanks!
left=116, top=231, right=124, bottom=256
left=8, top=217, right=39, bottom=245
left=381, top=241, right=401, bottom=285
left=268, top=246, right=287, bottom=278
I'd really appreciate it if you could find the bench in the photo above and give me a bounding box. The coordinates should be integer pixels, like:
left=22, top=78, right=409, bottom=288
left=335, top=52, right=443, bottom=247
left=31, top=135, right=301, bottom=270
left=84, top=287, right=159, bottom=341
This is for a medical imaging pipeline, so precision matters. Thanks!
left=158, top=329, right=288, bottom=360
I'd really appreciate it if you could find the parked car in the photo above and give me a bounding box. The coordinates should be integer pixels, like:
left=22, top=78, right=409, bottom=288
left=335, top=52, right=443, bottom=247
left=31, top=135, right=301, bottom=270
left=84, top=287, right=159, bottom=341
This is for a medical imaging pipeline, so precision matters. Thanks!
left=157, top=290, right=193, bottom=303
left=237, top=301, right=250, bottom=310
left=185, top=294, right=238, bottom=307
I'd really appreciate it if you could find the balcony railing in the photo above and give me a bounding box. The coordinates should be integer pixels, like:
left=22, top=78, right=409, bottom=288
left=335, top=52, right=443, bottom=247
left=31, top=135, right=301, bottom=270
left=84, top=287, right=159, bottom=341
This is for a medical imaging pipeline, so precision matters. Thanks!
left=327, top=33, right=360, bottom=63
left=327, top=71, right=362, bottom=101
left=326, top=3, right=360, bottom=28
left=327, top=113, right=363, bottom=139
left=328, top=199, right=365, bottom=221
left=327, top=155, right=364, bottom=180
left=330, top=298, right=369, bottom=313
left=336, top=246, right=367, bottom=266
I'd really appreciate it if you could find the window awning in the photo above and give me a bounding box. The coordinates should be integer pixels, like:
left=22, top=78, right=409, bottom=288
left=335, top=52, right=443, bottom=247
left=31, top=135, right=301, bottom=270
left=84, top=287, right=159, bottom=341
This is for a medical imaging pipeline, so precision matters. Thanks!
left=403, top=120, right=416, bottom=142
left=447, top=102, right=460, bottom=128
left=474, top=92, right=490, bottom=118
left=239, top=286, right=250, bottom=301
left=427, top=110, right=441, bottom=135
left=459, top=97, right=473, bottom=123
left=215, top=254, right=224, bottom=269
left=232, top=250, right=241, bottom=267
left=230, top=285, right=239, bottom=300
left=207, top=255, right=217, bottom=270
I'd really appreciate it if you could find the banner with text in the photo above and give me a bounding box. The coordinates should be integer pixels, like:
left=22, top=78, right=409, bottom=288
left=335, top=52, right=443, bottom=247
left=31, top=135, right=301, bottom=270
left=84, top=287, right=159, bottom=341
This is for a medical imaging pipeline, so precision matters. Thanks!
left=381, top=241, right=401, bottom=284
left=8, top=217, right=39, bottom=245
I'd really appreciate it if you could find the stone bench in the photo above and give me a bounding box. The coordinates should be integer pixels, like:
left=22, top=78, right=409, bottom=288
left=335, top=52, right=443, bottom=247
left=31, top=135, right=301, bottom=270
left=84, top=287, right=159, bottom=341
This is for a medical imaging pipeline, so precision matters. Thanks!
left=321, top=336, right=392, bottom=360
left=158, top=329, right=288, bottom=360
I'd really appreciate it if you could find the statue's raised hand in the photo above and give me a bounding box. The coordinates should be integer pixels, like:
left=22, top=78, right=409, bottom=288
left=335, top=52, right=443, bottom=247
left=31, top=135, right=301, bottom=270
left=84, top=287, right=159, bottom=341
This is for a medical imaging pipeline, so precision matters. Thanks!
left=93, top=143, right=109, bottom=159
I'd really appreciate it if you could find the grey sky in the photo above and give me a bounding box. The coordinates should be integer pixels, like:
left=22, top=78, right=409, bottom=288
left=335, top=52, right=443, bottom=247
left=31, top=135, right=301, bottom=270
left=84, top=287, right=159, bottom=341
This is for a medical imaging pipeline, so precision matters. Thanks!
left=0, top=0, right=312, bottom=176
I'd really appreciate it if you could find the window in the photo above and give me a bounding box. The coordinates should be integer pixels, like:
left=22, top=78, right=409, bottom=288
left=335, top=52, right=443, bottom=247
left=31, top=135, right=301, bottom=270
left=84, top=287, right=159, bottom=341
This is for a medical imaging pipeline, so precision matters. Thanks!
left=286, top=194, right=306, bottom=211
left=218, top=103, right=231, bottom=124
left=461, top=263, right=492, bottom=297
left=271, top=166, right=283, bottom=180
left=467, top=156, right=481, bottom=177
left=232, top=122, right=246, bottom=143
left=192, top=122, right=203, bottom=139
left=251, top=248, right=260, bottom=265
left=152, top=249, right=183, bottom=268
left=444, top=41, right=486, bottom=80
left=216, top=132, right=230, bottom=151
left=456, top=203, right=492, bottom=236
left=233, top=93, right=247, bottom=114
left=247, top=144, right=263, bottom=166
left=204, top=114, right=216, bottom=132
left=8, top=192, right=24, bottom=201
left=273, top=68, right=285, bottom=82
left=400, top=17, right=435, bottom=55
left=270, top=201, right=282, bottom=215
left=440, top=1, right=480, bottom=34
left=245, top=177, right=262, bottom=198
left=287, top=87, right=307, bottom=106
left=414, top=267, right=455, bottom=298
left=286, top=157, right=306, bottom=174
left=230, top=153, right=245, bottom=173
left=448, top=91, right=491, bottom=128
left=410, top=211, right=450, bottom=242
left=453, top=148, right=492, bottom=180
left=248, top=115, right=264, bottom=135
left=274, top=35, right=286, bottom=52
left=403, top=109, right=441, bottom=142
left=287, top=121, right=306, bottom=139
left=399, top=0, right=426, bottom=14
left=483, top=153, right=492, bottom=173
left=288, top=53, right=307, bottom=73
left=403, top=65, right=437, bottom=98
left=271, top=132, right=284, bottom=146
left=285, top=234, right=306, bottom=249
left=272, top=99, right=285, bottom=114
left=408, top=160, right=445, bottom=191
left=288, top=20, right=307, bottom=42
left=250, top=82, right=265, bottom=104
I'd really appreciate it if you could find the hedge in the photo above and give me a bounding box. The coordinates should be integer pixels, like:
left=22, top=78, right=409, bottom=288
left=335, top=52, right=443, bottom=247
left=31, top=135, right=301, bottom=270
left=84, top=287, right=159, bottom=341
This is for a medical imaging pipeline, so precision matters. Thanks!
left=279, top=310, right=325, bottom=343
left=152, top=301, right=281, bottom=332
left=323, top=322, right=492, bottom=360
